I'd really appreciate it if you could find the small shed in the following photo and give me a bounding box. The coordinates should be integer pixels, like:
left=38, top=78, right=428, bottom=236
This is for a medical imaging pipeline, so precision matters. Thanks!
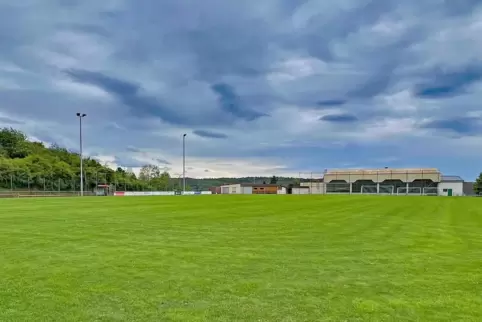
left=438, top=176, right=464, bottom=196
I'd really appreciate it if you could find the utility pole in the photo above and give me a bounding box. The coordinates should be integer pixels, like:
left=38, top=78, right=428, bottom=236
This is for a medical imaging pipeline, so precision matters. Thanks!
left=182, top=133, right=186, bottom=192
left=76, top=113, right=86, bottom=196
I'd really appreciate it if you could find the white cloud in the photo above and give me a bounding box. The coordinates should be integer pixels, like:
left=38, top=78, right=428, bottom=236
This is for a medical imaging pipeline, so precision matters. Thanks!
left=0, top=62, right=26, bottom=73
left=0, top=78, right=21, bottom=90
left=358, top=118, right=420, bottom=141
left=378, top=90, right=419, bottom=114
left=410, top=8, right=482, bottom=68
left=52, top=79, right=112, bottom=100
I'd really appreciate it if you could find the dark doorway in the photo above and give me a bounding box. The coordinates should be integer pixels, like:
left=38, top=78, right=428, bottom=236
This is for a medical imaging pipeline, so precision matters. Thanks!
left=287, top=184, right=293, bottom=194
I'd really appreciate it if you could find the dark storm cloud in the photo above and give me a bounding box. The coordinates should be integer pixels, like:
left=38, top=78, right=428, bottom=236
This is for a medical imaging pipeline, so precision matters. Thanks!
left=316, top=100, right=347, bottom=107
left=185, top=26, right=272, bottom=79
left=65, top=69, right=138, bottom=95
left=420, top=117, right=482, bottom=135
left=347, top=68, right=394, bottom=99
left=56, top=23, right=110, bottom=37
left=65, top=69, right=188, bottom=125
left=285, top=0, right=396, bottom=62
left=114, top=156, right=146, bottom=168
left=57, top=0, right=80, bottom=7
left=414, top=64, right=482, bottom=99
left=443, top=0, right=482, bottom=16
left=126, top=146, right=141, bottom=153
left=211, top=83, right=268, bottom=121
left=320, top=114, right=359, bottom=123
left=0, top=116, right=24, bottom=125
left=154, top=158, right=171, bottom=165
left=193, top=130, right=228, bottom=139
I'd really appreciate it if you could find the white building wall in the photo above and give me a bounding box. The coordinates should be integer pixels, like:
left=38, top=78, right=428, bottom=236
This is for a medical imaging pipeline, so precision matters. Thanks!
left=229, top=184, right=242, bottom=194
left=438, top=182, right=464, bottom=196
left=277, top=187, right=287, bottom=194
left=242, top=186, right=253, bottom=194
left=292, top=188, right=310, bottom=195
left=220, top=184, right=242, bottom=194
left=301, top=182, right=325, bottom=194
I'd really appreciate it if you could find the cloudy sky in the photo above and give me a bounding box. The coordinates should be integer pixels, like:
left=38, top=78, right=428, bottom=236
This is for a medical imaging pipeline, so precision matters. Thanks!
left=0, top=0, right=481, bottom=179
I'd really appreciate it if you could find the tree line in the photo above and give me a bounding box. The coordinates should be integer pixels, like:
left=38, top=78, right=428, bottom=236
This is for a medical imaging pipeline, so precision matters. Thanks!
left=0, top=127, right=299, bottom=192
left=0, top=127, right=180, bottom=191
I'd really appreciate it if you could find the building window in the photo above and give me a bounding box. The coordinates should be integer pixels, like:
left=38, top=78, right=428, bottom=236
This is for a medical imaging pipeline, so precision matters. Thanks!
left=443, top=188, right=447, bottom=192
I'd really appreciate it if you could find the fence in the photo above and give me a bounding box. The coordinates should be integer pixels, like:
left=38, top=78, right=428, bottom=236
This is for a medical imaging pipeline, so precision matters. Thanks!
left=0, top=191, right=90, bottom=198
left=0, top=172, right=179, bottom=192
left=298, top=172, right=325, bottom=194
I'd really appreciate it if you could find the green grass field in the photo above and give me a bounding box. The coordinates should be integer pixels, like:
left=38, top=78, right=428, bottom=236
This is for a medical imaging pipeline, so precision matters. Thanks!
left=1, top=195, right=482, bottom=321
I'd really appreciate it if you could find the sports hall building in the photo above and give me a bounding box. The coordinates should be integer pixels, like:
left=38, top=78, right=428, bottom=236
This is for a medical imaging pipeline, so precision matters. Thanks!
left=315, top=168, right=463, bottom=196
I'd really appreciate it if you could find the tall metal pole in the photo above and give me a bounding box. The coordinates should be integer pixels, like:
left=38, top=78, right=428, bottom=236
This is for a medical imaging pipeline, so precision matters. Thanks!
left=76, top=113, right=86, bottom=196
left=182, top=134, right=186, bottom=192
left=80, top=116, right=83, bottom=196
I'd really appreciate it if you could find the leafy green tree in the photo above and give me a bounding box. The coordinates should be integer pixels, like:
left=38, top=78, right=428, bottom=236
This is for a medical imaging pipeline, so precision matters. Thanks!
left=474, top=173, right=482, bottom=195
left=139, top=165, right=161, bottom=181
left=158, top=171, right=171, bottom=190
left=0, top=128, right=30, bottom=158
left=270, top=175, right=278, bottom=184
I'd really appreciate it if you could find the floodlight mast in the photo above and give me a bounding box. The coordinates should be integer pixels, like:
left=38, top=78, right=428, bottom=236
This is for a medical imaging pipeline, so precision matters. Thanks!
left=182, top=133, right=186, bottom=193
left=76, top=113, right=86, bottom=196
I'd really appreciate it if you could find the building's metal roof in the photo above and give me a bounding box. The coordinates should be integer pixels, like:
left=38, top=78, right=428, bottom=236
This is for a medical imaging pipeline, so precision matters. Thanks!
left=441, top=175, right=464, bottom=182
left=220, top=183, right=280, bottom=187
left=240, top=183, right=279, bottom=187
left=325, top=168, right=440, bottom=174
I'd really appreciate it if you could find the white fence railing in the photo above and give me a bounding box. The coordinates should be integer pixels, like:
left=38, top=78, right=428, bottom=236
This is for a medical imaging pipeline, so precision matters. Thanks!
left=114, top=191, right=212, bottom=196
